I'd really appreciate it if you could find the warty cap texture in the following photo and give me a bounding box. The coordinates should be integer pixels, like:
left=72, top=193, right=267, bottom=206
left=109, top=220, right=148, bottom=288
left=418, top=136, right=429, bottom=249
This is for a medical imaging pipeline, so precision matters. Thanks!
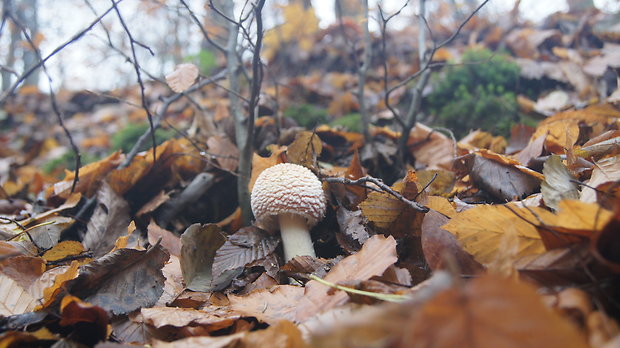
left=250, top=163, right=327, bottom=231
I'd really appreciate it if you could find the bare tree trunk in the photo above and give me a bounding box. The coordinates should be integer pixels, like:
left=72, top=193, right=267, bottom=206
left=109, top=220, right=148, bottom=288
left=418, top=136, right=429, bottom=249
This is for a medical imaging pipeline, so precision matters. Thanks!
left=357, top=0, right=371, bottom=141
left=397, top=0, right=430, bottom=167
left=2, top=0, right=18, bottom=91
left=17, top=0, right=39, bottom=86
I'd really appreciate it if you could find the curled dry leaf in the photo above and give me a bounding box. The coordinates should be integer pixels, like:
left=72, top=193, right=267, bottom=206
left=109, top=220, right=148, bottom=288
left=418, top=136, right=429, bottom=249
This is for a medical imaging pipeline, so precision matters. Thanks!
left=165, top=63, right=199, bottom=93
left=140, top=306, right=239, bottom=330
left=180, top=224, right=240, bottom=292
left=541, top=155, right=580, bottom=210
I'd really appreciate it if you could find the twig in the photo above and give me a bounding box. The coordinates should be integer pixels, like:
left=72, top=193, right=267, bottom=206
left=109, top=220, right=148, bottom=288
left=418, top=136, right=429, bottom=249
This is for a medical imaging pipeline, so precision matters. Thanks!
left=118, top=70, right=227, bottom=169
left=0, top=0, right=123, bottom=104
left=111, top=0, right=158, bottom=163
left=5, top=10, right=81, bottom=193
left=179, top=0, right=226, bottom=54
left=323, top=176, right=429, bottom=213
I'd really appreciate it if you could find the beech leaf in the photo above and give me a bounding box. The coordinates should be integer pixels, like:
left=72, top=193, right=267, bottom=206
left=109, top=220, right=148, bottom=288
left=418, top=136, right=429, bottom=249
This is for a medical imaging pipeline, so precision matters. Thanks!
left=212, top=226, right=279, bottom=278
left=180, top=224, right=241, bottom=292
left=541, top=155, right=579, bottom=210
left=83, top=183, right=131, bottom=258
left=61, top=245, right=169, bottom=315
left=166, top=63, right=199, bottom=93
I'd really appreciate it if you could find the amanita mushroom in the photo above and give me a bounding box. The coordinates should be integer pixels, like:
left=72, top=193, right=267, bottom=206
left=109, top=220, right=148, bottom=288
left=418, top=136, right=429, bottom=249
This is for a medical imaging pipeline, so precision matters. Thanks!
left=250, top=163, right=327, bottom=261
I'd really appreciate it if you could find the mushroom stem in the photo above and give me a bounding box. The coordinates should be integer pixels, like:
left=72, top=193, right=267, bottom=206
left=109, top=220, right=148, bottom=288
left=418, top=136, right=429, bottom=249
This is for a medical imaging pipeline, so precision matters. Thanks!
left=278, top=213, right=316, bottom=262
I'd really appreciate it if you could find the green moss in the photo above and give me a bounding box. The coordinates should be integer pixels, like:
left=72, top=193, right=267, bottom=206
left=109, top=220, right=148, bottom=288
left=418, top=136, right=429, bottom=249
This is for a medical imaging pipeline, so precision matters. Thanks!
left=330, top=113, right=361, bottom=132
left=427, top=48, right=522, bottom=138
left=284, top=104, right=329, bottom=128
left=184, top=49, right=217, bottom=75
left=111, top=123, right=176, bottom=154
left=43, top=150, right=100, bottom=176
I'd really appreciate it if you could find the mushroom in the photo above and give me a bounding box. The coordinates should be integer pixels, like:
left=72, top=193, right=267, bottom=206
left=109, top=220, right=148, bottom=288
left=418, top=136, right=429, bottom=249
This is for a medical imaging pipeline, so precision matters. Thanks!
left=250, top=163, right=327, bottom=261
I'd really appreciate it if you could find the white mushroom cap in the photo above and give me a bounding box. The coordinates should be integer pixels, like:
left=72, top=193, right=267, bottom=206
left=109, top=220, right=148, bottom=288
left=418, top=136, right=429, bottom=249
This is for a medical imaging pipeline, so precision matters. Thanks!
left=251, top=163, right=327, bottom=232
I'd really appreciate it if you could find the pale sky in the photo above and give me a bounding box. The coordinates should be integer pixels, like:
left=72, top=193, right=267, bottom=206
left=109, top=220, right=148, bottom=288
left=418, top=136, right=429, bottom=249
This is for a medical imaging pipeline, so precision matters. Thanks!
left=5, top=0, right=619, bottom=91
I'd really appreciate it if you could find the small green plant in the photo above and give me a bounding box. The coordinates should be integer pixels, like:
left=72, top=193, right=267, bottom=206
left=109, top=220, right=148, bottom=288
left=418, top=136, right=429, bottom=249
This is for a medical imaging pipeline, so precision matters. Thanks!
left=43, top=150, right=100, bottom=176
left=184, top=49, right=217, bottom=75
left=427, top=48, right=522, bottom=138
left=330, top=113, right=361, bottom=132
left=284, top=104, right=329, bottom=128
left=111, top=123, right=176, bottom=154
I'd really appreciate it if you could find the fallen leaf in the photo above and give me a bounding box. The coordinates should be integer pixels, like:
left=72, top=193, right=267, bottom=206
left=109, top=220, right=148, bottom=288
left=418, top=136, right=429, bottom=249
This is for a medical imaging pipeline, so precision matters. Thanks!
left=336, top=207, right=369, bottom=250
left=296, top=235, right=398, bottom=322
left=60, top=245, right=169, bottom=315
left=541, top=155, right=580, bottom=210
left=140, top=306, right=239, bottom=330
left=402, top=275, right=589, bottom=348
left=147, top=220, right=181, bottom=257
left=59, top=295, right=109, bottom=344
left=28, top=216, right=74, bottom=250
left=421, top=210, right=483, bottom=274
left=83, top=182, right=131, bottom=258
left=37, top=261, right=80, bottom=310
left=180, top=224, right=239, bottom=291
left=240, top=320, right=307, bottom=348
left=581, top=156, right=620, bottom=204
left=212, top=226, right=280, bottom=278
left=442, top=204, right=545, bottom=266
left=0, top=274, right=37, bottom=316
left=166, top=63, right=199, bottom=93
left=287, top=131, right=323, bottom=170
left=42, top=241, right=86, bottom=263
left=206, top=135, right=239, bottom=172
left=228, top=285, right=304, bottom=324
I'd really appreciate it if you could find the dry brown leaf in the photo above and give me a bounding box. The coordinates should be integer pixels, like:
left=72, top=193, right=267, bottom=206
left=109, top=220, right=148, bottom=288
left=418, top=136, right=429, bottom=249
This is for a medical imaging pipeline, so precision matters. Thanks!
left=295, top=235, right=398, bottom=322
left=359, top=171, right=419, bottom=229
left=140, top=306, right=239, bottom=329
left=407, top=123, right=454, bottom=170
left=206, top=135, right=239, bottom=172
left=228, top=285, right=304, bottom=324
left=47, top=152, right=122, bottom=199
left=147, top=220, right=181, bottom=257
left=442, top=204, right=545, bottom=266
left=287, top=131, right=322, bottom=171
left=402, top=275, right=589, bottom=348
left=0, top=273, right=38, bottom=316
left=166, top=63, right=199, bottom=93
left=421, top=210, right=483, bottom=274
left=37, top=260, right=80, bottom=310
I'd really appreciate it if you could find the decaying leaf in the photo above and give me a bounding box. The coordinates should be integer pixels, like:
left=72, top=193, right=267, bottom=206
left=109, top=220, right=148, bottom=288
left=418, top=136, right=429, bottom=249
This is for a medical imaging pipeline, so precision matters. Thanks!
left=212, top=226, right=280, bottom=277
left=83, top=183, right=130, bottom=258
left=180, top=224, right=240, bottom=292
left=28, top=216, right=74, bottom=250
left=166, top=63, right=199, bottom=93
left=60, top=245, right=169, bottom=315
left=336, top=207, right=369, bottom=249
left=541, top=155, right=579, bottom=210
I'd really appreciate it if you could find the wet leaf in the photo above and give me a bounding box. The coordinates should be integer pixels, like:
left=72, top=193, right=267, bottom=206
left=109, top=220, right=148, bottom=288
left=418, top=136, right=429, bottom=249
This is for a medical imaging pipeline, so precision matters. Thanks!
left=180, top=224, right=239, bottom=292
left=541, top=155, right=579, bottom=210
left=83, top=183, right=130, bottom=258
